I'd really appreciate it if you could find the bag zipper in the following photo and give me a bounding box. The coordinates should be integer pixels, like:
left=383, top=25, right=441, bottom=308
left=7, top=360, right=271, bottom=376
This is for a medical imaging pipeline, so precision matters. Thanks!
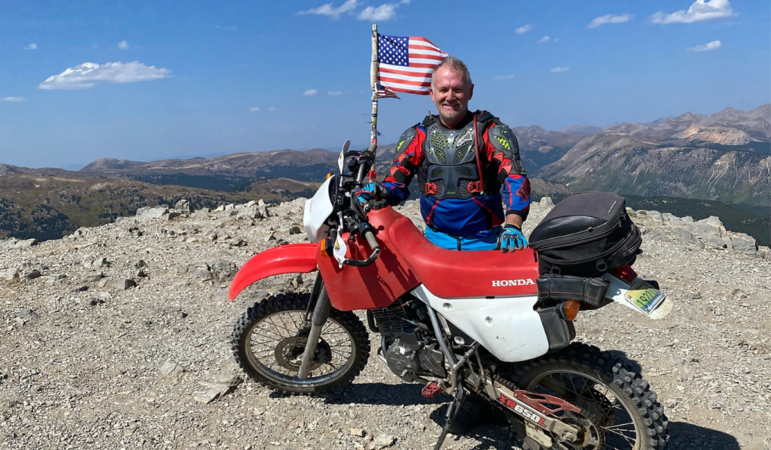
left=532, top=215, right=626, bottom=251
left=538, top=227, right=638, bottom=265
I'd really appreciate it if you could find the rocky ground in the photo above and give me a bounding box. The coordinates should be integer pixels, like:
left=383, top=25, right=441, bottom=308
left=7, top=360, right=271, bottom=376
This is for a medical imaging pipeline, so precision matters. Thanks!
left=0, top=197, right=769, bottom=450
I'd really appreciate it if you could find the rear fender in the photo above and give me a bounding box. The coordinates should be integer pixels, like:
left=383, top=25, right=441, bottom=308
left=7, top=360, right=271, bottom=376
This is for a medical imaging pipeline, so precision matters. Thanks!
left=228, top=243, right=318, bottom=301
left=601, top=273, right=673, bottom=320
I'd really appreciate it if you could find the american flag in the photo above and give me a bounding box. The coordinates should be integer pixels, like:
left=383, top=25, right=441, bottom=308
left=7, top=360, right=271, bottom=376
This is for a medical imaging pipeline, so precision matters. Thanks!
left=377, top=34, right=446, bottom=96
left=376, top=83, right=400, bottom=99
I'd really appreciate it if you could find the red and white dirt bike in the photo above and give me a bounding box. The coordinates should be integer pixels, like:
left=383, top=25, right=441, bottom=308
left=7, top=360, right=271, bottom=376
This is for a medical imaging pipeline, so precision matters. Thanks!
left=228, top=141, right=671, bottom=450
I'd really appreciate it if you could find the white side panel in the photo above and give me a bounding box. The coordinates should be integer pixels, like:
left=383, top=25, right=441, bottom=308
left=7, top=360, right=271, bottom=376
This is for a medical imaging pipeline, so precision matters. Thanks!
left=412, top=285, right=550, bottom=363
left=303, top=177, right=334, bottom=243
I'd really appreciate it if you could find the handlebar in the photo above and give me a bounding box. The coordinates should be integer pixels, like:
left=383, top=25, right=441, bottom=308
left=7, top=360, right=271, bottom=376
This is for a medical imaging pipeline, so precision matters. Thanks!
left=334, top=152, right=381, bottom=267
left=362, top=229, right=379, bottom=251
left=341, top=229, right=380, bottom=267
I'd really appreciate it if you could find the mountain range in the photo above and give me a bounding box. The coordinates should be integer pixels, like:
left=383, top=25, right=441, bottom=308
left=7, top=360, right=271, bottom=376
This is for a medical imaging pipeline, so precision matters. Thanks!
left=1, top=104, right=768, bottom=242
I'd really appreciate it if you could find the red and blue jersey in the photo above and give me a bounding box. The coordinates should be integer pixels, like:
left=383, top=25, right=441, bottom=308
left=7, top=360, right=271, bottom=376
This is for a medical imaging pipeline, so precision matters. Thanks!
left=382, top=113, right=530, bottom=238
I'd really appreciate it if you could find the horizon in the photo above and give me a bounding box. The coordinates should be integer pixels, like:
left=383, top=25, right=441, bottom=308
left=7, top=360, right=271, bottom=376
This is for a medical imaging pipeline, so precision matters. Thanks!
left=2, top=101, right=768, bottom=171
left=9, top=103, right=771, bottom=172
left=1, top=0, right=769, bottom=169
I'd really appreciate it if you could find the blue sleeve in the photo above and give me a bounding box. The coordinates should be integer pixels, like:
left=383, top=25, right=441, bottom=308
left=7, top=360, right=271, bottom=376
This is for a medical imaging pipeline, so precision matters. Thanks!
left=381, top=181, right=412, bottom=205
left=502, top=175, right=531, bottom=219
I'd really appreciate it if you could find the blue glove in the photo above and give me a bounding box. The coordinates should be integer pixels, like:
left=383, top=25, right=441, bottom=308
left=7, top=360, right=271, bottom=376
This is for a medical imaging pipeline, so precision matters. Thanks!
left=498, top=224, right=528, bottom=253
left=355, top=182, right=383, bottom=204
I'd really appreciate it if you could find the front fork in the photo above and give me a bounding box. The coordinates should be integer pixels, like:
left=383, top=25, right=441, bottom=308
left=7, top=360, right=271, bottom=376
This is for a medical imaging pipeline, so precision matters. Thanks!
left=298, top=274, right=331, bottom=380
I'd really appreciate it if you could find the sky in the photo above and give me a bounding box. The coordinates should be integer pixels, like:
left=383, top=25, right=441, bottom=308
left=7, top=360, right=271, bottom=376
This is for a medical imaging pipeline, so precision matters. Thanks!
left=0, top=0, right=769, bottom=169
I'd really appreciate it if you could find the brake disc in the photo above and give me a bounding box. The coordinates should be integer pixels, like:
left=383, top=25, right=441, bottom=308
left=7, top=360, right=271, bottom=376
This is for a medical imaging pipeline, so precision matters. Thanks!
left=274, top=336, right=332, bottom=372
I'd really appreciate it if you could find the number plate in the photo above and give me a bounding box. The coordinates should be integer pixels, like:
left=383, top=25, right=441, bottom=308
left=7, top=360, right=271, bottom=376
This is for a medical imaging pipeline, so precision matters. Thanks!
left=624, top=279, right=665, bottom=314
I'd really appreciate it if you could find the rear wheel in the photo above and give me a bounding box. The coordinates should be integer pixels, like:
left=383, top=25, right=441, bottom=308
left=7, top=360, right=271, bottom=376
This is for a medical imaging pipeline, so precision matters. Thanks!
left=509, top=343, right=669, bottom=450
left=231, top=292, right=370, bottom=395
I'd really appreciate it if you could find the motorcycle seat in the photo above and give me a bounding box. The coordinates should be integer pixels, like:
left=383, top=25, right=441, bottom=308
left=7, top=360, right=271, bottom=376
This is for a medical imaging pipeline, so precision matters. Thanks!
left=384, top=212, right=540, bottom=299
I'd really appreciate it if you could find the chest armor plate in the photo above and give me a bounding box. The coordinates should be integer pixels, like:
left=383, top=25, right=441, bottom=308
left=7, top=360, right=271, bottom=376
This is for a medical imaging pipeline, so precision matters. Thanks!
left=420, top=120, right=481, bottom=200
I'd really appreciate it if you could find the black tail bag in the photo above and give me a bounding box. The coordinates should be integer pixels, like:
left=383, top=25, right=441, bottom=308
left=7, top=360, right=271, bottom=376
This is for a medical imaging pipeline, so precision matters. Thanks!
left=529, top=192, right=642, bottom=277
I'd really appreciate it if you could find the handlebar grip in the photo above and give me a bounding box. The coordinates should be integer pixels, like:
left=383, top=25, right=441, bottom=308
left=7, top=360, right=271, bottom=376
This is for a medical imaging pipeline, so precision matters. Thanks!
left=363, top=230, right=379, bottom=250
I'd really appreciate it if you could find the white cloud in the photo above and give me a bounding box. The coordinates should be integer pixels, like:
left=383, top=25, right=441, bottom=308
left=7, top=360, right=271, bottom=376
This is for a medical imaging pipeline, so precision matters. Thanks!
left=551, top=67, right=570, bottom=73
left=650, top=0, right=737, bottom=24
left=515, top=24, right=532, bottom=34
left=328, top=91, right=343, bottom=95
left=2, top=97, right=26, bottom=102
left=537, top=35, right=551, bottom=43
left=249, top=106, right=260, bottom=111
left=298, top=0, right=358, bottom=19
left=268, top=106, right=276, bottom=111
left=588, top=13, right=632, bottom=28
left=25, top=43, right=37, bottom=50
left=494, top=75, right=515, bottom=80
left=117, top=40, right=130, bottom=50
left=358, top=3, right=398, bottom=21
left=688, top=40, right=722, bottom=51
left=38, top=61, right=171, bottom=90
left=303, top=89, right=318, bottom=96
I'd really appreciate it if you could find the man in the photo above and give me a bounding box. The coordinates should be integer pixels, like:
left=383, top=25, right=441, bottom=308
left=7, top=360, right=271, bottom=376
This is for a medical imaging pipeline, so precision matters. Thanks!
left=359, top=56, right=531, bottom=433
left=362, top=56, right=530, bottom=252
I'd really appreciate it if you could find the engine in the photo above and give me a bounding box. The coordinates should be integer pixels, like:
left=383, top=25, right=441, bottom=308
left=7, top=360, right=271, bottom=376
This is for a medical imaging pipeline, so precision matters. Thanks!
left=370, top=297, right=446, bottom=382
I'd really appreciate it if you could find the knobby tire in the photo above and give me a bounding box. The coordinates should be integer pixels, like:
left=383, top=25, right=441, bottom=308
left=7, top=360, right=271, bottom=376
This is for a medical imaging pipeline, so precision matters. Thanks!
left=509, top=342, right=669, bottom=450
left=231, top=292, right=370, bottom=395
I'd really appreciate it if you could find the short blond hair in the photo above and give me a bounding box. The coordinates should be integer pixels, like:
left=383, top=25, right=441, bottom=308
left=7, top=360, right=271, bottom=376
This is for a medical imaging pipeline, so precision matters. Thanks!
left=431, top=56, right=472, bottom=88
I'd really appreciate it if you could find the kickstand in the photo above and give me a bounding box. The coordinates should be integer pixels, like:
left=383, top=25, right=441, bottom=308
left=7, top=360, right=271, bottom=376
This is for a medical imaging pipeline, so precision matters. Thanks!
left=433, top=389, right=465, bottom=450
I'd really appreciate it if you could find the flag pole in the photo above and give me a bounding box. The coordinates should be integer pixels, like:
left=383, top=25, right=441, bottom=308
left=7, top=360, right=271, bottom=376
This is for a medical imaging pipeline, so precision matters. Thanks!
left=366, top=24, right=379, bottom=161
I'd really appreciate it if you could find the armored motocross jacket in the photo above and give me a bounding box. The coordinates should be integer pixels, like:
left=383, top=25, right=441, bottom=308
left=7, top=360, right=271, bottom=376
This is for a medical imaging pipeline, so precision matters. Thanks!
left=382, top=110, right=531, bottom=238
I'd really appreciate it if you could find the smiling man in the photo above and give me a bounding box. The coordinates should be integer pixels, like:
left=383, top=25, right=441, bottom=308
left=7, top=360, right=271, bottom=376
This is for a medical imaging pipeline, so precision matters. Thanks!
left=370, top=56, right=531, bottom=253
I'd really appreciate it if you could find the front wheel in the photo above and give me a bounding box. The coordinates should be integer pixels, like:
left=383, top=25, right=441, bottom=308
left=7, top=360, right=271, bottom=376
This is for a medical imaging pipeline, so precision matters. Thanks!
left=231, top=292, right=370, bottom=395
left=509, top=343, right=669, bottom=450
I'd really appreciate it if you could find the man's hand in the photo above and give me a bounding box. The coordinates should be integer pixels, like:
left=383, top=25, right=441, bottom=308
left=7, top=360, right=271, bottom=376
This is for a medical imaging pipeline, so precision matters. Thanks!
left=498, top=224, right=528, bottom=253
left=355, top=182, right=384, bottom=204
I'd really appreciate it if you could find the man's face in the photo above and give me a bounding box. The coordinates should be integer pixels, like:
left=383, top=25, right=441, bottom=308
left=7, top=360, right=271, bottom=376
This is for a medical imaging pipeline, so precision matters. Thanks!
left=429, top=66, right=474, bottom=127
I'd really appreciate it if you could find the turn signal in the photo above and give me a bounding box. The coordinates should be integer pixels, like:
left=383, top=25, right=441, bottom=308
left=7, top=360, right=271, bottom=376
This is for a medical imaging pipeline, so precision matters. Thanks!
left=320, top=238, right=331, bottom=258
left=326, top=172, right=333, bottom=179
left=561, top=300, right=581, bottom=321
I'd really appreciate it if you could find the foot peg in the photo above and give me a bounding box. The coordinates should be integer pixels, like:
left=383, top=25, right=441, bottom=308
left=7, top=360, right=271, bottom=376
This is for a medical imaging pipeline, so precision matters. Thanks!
left=422, top=382, right=443, bottom=398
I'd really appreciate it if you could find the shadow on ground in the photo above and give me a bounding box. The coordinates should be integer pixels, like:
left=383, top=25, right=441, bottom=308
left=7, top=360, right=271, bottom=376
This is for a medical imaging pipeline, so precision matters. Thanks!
left=429, top=403, right=518, bottom=450
left=668, top=421, right=741, bottom=450
left=269, top=382, right=449, bottom=405
left=275, top=383, right=744, bottom=450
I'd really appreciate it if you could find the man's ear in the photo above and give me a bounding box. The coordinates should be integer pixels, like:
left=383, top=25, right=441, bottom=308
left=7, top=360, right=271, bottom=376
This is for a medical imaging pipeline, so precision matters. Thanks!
left=429, top=86, right=435, bottom=103
left=468, top=83, right=474, bottom=100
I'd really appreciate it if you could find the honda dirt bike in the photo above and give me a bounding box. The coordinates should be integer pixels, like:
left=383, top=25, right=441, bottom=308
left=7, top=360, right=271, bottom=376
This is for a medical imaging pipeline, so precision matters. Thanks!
left=228, top=141, right=672, bottom=450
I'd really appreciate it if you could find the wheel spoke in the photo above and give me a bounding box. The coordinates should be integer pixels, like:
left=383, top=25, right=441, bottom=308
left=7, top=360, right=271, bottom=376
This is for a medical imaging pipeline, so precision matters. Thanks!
left=265, top=316, right=289, bottom=338
left=604, top=426, right=637, bottom=446
left=521, top=365, right=655, bottom=450
left=276, top=313, right=295, bottom=336
left=603, top=421, right=635, bottom=431
left=286, top=312, right=302, bottom=331
left=254, top=323, right=285, bottom=340
left=233, top=294, right=370, bottom=395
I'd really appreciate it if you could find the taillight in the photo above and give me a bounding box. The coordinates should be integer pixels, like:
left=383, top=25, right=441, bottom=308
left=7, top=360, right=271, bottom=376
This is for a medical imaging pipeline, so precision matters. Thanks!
left=560, top=300, right=581, bottom=321
left=613, top=265, right=637, bottom=283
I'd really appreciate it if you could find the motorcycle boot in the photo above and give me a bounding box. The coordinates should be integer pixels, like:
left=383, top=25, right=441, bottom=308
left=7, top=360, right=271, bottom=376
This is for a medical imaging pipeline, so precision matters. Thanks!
left=446, top=391, right=510, bottom=435
left=446, top=392, right=487, bottom=434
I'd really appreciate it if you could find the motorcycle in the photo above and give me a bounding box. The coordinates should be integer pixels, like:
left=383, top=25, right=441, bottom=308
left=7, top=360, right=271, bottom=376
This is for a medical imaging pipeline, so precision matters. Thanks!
left=227, top=141, right=672, bottom=450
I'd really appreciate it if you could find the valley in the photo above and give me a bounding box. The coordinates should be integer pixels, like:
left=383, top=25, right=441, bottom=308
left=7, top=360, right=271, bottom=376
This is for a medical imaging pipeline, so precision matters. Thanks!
left=1, top=104, right=768, bottom=245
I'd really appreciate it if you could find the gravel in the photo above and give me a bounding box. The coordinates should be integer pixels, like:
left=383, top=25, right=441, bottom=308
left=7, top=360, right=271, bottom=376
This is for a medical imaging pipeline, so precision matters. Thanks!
left=0, top=198, right=768, bottom=450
